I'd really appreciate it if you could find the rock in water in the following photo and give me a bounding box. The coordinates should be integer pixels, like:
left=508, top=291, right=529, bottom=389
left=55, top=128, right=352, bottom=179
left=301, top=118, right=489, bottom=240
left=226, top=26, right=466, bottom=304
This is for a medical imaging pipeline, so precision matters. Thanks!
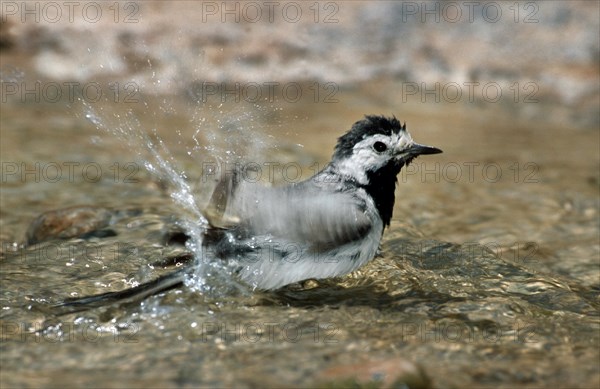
left=25, top=206, right=114, bottom=245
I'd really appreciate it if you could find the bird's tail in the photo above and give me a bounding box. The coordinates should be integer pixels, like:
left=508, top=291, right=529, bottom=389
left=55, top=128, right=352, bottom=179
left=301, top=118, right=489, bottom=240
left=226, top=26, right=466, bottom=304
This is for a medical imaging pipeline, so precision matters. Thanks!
left=53, top=266, right=189, bottom=315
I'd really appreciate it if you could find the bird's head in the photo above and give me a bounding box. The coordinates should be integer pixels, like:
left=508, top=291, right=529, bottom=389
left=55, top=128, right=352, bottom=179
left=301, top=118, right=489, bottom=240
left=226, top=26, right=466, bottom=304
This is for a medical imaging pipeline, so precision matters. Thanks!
left=332, top=115, right=442, bottom=185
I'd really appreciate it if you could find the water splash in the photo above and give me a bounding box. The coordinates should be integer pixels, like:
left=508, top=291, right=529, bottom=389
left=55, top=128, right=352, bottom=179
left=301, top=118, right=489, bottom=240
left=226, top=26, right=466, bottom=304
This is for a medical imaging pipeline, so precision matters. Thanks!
left=82, top=102, right=241, bottom=295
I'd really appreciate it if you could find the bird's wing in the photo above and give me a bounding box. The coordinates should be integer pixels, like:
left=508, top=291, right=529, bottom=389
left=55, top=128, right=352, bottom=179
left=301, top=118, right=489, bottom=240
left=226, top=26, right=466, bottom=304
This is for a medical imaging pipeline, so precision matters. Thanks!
left=230, top=183, right=374, bottom=249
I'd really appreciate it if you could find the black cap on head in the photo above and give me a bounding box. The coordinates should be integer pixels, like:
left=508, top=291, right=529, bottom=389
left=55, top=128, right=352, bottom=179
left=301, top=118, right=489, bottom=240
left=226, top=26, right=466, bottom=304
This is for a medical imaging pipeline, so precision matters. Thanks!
left=334, top=115, right=405, bottom=159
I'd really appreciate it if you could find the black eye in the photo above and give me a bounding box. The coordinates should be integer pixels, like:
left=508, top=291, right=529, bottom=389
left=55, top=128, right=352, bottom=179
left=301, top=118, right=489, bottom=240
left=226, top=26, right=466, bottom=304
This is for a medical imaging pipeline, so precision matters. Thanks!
left=373, top=141, right=387, bottom=153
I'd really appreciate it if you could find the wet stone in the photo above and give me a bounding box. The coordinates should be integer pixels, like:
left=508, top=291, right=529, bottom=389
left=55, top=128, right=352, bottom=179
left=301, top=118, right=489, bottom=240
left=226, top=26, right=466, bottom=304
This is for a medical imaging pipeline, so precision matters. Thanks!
left=24, top=206, right=115, bottom=246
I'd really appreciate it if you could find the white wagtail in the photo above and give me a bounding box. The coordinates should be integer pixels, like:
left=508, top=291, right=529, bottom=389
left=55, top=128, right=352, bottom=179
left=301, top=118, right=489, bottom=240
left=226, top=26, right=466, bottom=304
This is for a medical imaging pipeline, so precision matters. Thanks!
left=57, top=115, right=442, bottom=311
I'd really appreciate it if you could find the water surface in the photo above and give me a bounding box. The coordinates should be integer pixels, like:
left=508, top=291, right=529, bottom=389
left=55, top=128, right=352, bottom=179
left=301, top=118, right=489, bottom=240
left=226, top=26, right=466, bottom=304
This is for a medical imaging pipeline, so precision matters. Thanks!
left=1, top=85, right=599, bottom=388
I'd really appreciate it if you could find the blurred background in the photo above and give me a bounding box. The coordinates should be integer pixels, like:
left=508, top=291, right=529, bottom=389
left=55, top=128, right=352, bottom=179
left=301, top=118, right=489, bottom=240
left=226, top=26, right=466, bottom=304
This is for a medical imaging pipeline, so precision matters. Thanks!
left=1, top=0, right=598, bottom=125
left=1, top=1, right=599, bottom=388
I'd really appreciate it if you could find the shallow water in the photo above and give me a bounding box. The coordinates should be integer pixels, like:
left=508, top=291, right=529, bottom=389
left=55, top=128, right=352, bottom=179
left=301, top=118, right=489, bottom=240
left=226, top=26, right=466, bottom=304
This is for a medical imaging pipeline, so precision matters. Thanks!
left=1, top=83, right=599, bottom=388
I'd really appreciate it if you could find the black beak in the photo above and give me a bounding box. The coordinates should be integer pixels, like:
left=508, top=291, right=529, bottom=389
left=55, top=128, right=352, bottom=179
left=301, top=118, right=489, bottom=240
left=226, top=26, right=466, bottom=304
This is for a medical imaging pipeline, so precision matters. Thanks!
left=409, top=143, right=443, bottom=156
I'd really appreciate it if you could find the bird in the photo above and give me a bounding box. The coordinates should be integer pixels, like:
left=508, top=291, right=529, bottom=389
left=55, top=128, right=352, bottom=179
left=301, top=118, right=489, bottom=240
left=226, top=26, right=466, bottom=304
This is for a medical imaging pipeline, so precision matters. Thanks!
left=55, top=115, right=442, bottom=312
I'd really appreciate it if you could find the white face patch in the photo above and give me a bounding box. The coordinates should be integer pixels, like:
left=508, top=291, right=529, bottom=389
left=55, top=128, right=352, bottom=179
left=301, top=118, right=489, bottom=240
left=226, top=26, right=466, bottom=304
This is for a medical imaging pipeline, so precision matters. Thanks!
left=335, top=131, right=415, bottom=185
